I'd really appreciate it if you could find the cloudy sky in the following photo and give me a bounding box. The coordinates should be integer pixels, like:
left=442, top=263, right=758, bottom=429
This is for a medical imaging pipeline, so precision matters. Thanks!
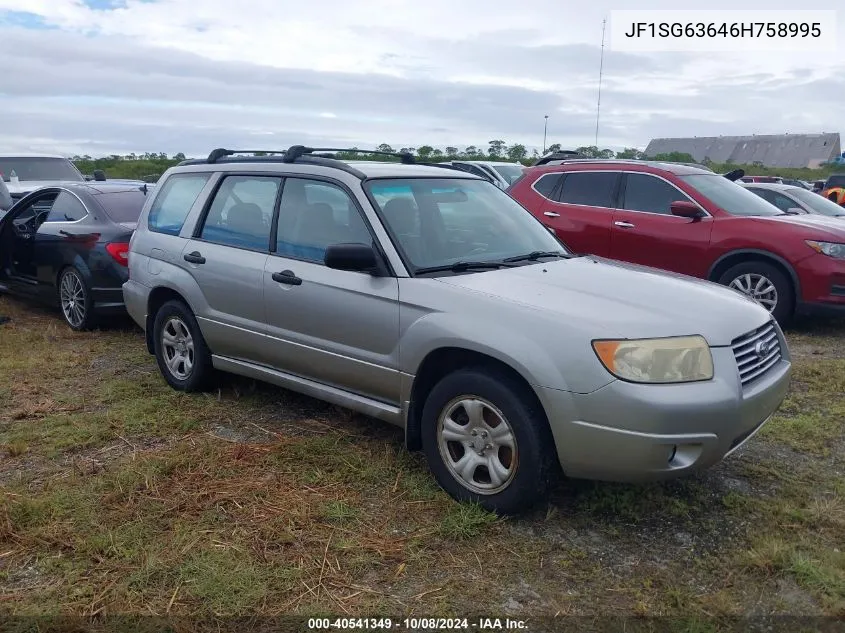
left=0, top=0, right=842, bottom=157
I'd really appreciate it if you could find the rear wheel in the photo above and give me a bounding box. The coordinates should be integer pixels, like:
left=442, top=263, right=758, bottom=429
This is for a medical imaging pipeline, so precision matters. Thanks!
left=718, top=261, right=794, bottom=327
left=152, top=299, right=214, bottom=391
left=421, top=367, right=557, bottom=514
left=58, top=266, right=96, bottom=331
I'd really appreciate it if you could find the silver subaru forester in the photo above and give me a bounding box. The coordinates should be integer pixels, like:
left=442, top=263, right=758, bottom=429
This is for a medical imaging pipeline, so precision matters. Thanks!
left=123, top=146, right=791, bottom=514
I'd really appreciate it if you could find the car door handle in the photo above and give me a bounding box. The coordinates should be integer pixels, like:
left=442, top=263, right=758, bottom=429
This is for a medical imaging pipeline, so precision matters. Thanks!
left=272, top=270, right=302, bottom=286
left=183, top=251, right=206, bottom=264
left=614, top=221, right=636, bottom=228
left=543, top=211, right=560, bottom=217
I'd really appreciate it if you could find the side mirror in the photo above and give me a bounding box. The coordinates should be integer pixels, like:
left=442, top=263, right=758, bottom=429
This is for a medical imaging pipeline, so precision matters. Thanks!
left=324, top=243, right=378, bottom=273
left=93, top=170, right=107, bottom=181
left=670, top=200, right=705, bottom=219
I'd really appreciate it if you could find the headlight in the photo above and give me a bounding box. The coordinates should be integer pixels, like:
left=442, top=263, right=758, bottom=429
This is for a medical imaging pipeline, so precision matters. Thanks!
left=806, top=240, right=845, bottom=259
left=592, top=335, right=714, bottom=384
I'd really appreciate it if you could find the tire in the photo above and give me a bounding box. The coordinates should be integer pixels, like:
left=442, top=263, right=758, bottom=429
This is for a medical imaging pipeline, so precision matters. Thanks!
left=717, top=261, right=794, bottom=327
left=57, top=266, right=97, bottom=331
left=152, top=299, right=214, bottom=391
left=420, top=366, right=557, bottom=515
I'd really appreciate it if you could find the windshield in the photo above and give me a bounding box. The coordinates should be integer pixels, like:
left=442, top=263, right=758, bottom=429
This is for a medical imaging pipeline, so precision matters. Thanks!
left=364, top=178, right=566, bottom=273
left=491, top=164, right=525, bottom=185
left=0, top=157, right=84, bottom=183
left=680, top=174, right=785, bottom=217
left=791, top=188, right=845, bottom=217
left=95, top=190, right=148, bottom=223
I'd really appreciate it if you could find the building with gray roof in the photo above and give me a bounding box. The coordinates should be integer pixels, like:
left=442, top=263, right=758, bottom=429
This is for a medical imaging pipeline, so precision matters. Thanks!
left=644, top=133, right=841, bottom=169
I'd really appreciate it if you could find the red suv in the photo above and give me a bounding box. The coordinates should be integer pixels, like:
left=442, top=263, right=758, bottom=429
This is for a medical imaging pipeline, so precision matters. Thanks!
left=508, top=160, right=845, bottom=325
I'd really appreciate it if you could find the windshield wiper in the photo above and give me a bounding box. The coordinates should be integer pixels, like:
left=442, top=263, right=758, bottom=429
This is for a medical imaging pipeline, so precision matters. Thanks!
left=414, top=260, right=517, bottom=275
left=503, top=250, right=573, bottom=263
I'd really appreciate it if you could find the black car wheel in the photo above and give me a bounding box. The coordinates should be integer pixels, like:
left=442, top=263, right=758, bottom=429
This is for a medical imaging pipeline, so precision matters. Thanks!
left=57, top=266, right=96, bottom=331
left=421, top=366, right=557, bottom=515
left=152, top=299, right=214, bottom=391
left=718, top=261, right=794, bottom=327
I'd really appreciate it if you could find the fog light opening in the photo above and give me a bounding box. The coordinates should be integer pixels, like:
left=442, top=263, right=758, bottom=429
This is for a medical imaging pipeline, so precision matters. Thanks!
left=668, top=445, right=677, bottom=464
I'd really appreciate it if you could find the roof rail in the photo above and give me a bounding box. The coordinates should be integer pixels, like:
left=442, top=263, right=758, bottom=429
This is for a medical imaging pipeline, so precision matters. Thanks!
left=281, top=146, right=416, bottom=164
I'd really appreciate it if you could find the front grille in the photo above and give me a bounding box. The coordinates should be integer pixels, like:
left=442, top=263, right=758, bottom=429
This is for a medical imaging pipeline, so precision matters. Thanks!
left=731, top=320, right=782, bottom=387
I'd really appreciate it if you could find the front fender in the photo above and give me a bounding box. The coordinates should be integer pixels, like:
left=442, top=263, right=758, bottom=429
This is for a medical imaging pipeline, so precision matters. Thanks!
left=399, top=311, right=614, bottom=394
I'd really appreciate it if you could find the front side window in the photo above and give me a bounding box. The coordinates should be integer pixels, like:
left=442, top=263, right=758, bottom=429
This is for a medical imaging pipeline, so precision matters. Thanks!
left=365, top=178, right=566, bottom=272
left=622, top=173, right=691, bottom=215
left=680, top=174, right=784, bottom=217
left=275, top=178, right=372, bottom=263
left=199, top=175, right=279, bottom=250
left=148, top=173, right=211, bottom=236
left=45, top=191, right=87, bottom=222
left=557, top=172, right=618, bottom=208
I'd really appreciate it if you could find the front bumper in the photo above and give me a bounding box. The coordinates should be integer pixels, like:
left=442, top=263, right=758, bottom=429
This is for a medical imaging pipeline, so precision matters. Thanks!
left=537, top=346, right=792, bottom=482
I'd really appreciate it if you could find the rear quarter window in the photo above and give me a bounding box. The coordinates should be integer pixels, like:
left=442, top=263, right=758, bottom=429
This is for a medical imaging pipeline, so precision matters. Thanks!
left=96, top=191, right=147, bottom=223
left=147, top=173, right=211, bottom=236
left=531, top=173, right=563, bottom=199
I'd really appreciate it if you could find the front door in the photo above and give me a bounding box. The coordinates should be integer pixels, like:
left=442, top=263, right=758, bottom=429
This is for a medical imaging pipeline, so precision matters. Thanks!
left=263, top=176, right=401, bottom=405
left=0, top=190, right=59, bottom=294
left=610, top=173, right=714, bottom=277
left=178, top=174, right=280, bottom=363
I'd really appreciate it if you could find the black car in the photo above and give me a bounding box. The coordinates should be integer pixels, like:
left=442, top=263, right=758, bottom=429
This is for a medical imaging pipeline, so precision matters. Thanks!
left=0, top=183, right=149, bottom=330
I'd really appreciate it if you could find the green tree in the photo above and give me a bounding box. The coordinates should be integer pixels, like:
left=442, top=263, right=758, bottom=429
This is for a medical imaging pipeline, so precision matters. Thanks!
left=650, top=151, right=697, bottom=163
left=506, top=144, right=527, bottom=161
left=431, top=148, right=444, bottom=159
left=575, top=145, right=601, bottom=158
left=488, top=140, right=506, bottom=158
left=597, top=148, right=615, bottom=159
left=463, top=145, right=479, bottom=158
left=445, top=146, right=458, bottom=158
left=416, top=145, right=435, bottom=159
left=616, top=147, right=644, bottom=160
left=376, top=144, right=394, bottom=153
left=546, top=143, right=562, bottom=154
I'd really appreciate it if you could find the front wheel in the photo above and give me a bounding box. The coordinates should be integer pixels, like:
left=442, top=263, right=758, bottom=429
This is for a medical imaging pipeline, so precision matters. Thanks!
left=152, top=299, right=214, bottom=391
left=718, top=261, right=794, bottom=327
left=420, top=367, right=557, bottom=514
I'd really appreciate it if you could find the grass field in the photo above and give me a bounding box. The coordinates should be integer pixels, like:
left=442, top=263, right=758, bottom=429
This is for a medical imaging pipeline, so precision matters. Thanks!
left=1, top=296, right=844, bottom=628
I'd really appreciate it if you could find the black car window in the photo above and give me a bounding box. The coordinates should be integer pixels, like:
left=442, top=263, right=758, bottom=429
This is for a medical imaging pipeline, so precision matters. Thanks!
left=532, top=173, right=563, bottom=199
left=45, top=191, right=87, bottom=222
left=275, top=178, right=372, bottom=263
left=200, top=176, right=280, bottom=251
left=148, top=173, right=211, bottom=236
left=622, top=173, right=690, bottom=215
left=96, top=191, right=147, bottom=223
left=556, top=172, right=618, bottom=208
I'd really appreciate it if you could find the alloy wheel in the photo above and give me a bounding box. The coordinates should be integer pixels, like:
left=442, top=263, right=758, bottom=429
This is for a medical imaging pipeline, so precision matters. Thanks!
left=60, top=270, right=87, bottom=328
left=161, top=317, right=195, bottom=380
left=436, top=395, right=518, bottom=495
left=729, top=273, right=778, bottom=312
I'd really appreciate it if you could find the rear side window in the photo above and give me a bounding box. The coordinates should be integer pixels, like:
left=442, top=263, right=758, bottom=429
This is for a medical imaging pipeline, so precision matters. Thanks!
left=532, top=173, right=563, bottom=199
left=148, top=173, right=210, bottom=236
left=45, top=191, right=87, bottom=222
left=96, top=191, right=147, bottom=223
left=557, top=172, right=618, bottom=207
left=199, top=175, right=280, bottom=251
left=621, top=173, right=690, bottom=215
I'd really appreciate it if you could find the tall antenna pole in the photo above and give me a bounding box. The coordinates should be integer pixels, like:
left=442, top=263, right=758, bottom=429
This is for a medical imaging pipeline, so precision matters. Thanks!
left=595, top=17, right=606, bottom=148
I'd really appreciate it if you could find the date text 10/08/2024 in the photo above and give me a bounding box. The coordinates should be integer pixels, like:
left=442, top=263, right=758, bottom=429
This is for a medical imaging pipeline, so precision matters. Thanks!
left=307, top=617, right=529, bottom=630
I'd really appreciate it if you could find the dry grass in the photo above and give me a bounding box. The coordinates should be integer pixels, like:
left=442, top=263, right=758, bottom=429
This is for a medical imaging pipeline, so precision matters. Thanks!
left=1, top=296, right=844, bottom=624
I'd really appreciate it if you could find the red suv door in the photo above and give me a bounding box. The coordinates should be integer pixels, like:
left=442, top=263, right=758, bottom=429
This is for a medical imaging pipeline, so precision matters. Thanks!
left=536, top=170, right=619, bottom=257
left=610, top=172, right=714, bottom=277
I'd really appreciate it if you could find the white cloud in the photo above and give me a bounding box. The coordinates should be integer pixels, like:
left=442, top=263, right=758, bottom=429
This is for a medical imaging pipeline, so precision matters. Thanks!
left=0, top=0, right=843, bottom=155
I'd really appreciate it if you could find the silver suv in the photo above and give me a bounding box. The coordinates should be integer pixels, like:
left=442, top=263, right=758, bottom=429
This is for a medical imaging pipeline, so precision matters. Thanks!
left=123, top=146, right=791, bottom=513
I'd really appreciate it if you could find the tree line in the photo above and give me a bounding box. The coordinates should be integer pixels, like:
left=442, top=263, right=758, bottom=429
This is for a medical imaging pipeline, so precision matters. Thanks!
left=71, top=142, right=845, bottom=183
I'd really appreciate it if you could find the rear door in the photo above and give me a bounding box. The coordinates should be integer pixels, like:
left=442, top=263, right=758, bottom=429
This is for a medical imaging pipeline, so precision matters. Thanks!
left=179, top=174, right=280, bottom=365
left=610, top=172, right=714, bottom=277
left=538, top=170, right=619, bottom=257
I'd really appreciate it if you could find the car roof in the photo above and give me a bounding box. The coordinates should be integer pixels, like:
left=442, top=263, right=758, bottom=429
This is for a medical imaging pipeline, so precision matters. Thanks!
left=525, top=159, right=714, bottom=176
left=452, top=160, right=523, bottom=166
left=740, top=182, right=802, bottom=192
left=0, top=153, right=68, bottom=159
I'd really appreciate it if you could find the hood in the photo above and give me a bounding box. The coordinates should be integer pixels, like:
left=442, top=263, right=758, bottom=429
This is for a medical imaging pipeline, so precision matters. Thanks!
left=436, top=256, right=771, bottom=346
left=762, top=213, right=845, bottom=236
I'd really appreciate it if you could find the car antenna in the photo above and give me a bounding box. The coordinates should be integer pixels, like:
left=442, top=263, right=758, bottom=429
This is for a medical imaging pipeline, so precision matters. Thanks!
left=139, top=183, right=148, bottom=195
